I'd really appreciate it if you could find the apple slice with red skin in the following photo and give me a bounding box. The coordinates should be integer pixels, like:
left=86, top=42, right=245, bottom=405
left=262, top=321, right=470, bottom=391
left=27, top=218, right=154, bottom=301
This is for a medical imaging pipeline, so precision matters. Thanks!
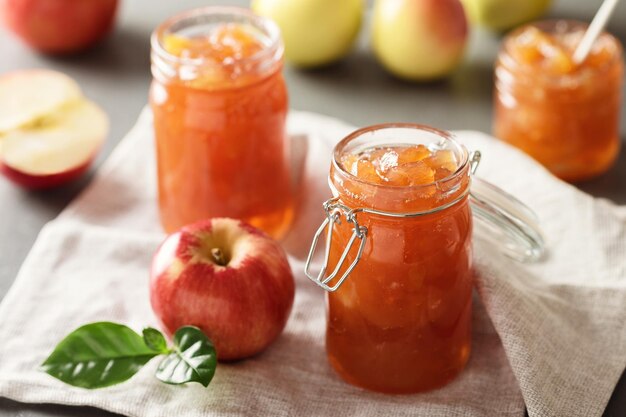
left=150, top=218, right=295, bottom=361
left=0, top=100, right=109, bottom=189
left=0, top=70, right=109, bottom=189
left=0, top=156, right=94, bottom=189
left=0, top=69, right=82, bottom=132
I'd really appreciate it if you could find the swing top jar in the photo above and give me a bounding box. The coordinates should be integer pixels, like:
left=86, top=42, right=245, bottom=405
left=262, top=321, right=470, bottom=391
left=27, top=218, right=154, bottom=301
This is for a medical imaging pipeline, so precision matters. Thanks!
left=493, top=20, right=623, bottom=182
left=150, top=7, right=293, bottom=238
left=306, top=124, right=544, bottom=394
left=322, top=125, right=473, bottom=393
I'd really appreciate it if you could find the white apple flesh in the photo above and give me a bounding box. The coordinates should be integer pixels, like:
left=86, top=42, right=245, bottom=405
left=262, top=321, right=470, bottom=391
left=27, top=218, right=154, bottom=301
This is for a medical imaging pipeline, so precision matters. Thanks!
left=0, top=69, right=81, bottom=132
left=150, top=218, right=295, bottom=361
left=372, top=0, right=468, bottom=81
left=0, top=70, right=108, bottom=189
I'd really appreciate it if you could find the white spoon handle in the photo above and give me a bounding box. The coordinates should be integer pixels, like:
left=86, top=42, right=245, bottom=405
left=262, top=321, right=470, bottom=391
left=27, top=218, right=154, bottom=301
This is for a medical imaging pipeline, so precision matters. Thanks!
left=572, top=0, right=620, bottom=65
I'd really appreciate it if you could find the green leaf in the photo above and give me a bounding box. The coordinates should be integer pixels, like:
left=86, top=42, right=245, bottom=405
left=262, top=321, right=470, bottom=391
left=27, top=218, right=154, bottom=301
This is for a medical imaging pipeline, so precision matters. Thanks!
left=41, top=322, right=160, bottom=389
left=155, top=326, right=217, bottom=387
left=142, top=327, right=169, bottom=353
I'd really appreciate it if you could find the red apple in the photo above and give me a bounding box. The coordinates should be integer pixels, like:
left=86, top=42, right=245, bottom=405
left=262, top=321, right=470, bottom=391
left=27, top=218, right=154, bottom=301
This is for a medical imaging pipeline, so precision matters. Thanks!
left=1, top=0, right=119, bottom=54
left=150, top=218, right=295, bottom=361
left=0, top=70, right=109, bottom=189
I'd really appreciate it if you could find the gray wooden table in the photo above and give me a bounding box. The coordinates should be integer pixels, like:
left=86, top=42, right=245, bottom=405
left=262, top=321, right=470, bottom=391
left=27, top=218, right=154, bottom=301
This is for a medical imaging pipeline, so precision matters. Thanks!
left=1, top=0, right=624, bottom=415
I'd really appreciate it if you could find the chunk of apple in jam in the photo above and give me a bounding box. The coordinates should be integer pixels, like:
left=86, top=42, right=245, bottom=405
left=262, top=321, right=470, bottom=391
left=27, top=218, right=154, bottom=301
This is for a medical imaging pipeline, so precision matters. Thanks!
left=397, top=145, right=430, bottom=164
left=340, top=145, right=458, bottom=186
left=426, top=149, right=458, bottom=180
left=163, top=24, right=263, bottom=62
left=161, top=24, right=266, bottom=88
left=511, top=26, right=575, bottom=74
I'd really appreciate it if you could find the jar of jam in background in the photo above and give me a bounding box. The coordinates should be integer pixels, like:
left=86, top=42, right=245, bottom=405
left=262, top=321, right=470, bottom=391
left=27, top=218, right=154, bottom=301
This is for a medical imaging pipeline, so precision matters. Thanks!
left=493, top=20, right=624, bottom=183
left=305, top=124, right=544, bottom=394
left=150, top=7, right=293, bottom=238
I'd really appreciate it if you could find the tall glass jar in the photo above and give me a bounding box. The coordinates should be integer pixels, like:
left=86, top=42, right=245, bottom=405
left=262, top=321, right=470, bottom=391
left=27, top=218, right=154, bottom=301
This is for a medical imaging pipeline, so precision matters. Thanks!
left=305, top=124, right=544, bottom=394
left=493, top=20, right=623, bottom=182
left=150, top=7, right=293, bottom=238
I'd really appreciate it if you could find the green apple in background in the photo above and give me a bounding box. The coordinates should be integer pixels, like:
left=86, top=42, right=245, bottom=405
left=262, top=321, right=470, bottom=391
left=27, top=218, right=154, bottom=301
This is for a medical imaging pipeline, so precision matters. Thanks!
left=251, top=0, right=363, bottom=68
left=372, top=0, right=468, bottom=81
left=460, top=0, right=553, bottom=31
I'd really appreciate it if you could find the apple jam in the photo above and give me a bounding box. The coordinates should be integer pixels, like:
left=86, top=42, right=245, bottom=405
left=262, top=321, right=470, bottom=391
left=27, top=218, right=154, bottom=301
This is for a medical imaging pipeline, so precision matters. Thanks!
left=324, top=125, right=473, bottom=394
left=493, top=20, right=624, bottom=182
left=150, top=8, right=293, bottom=238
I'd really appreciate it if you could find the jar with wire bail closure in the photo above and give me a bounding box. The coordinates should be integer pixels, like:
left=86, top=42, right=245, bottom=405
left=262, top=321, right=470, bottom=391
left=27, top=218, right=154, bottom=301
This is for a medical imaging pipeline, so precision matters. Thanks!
left=305, top=124, right=544, bottom=394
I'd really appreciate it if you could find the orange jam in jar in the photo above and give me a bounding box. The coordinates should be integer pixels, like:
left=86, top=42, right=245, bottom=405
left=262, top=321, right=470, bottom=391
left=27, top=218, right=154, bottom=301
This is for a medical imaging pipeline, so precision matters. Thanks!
left=323, top=125, right=473, bottom=394
left=494, top=20, right=624, bottom=182
left=150, top=8, right=292, bottom=238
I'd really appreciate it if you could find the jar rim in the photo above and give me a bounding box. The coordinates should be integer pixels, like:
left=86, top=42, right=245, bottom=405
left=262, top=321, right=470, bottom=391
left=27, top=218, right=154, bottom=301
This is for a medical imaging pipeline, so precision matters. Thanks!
left=498, top=19, right=623, bottom=83
left=332, top=123, right=470, bottom=191
left=150, top=6, right=283, bottom=69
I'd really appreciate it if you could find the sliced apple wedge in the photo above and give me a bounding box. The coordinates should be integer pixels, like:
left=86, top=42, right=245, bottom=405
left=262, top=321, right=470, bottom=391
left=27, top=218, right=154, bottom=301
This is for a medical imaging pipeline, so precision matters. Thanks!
left=0, top=70, right=82, bottom=133
left=0, top=69, right=108, bottom=189
left=0, top=100, right=109, bottom=189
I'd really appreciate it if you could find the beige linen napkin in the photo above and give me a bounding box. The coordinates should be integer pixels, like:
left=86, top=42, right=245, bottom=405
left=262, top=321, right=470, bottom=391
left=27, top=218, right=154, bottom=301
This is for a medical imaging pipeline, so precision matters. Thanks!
left=0, top=109, right=624, bottom=417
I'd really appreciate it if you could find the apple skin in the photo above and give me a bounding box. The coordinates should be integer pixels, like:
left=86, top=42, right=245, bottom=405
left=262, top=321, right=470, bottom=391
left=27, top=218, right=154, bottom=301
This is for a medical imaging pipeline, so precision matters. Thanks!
left=150, top=218, right=295, bottom=361
left=251, top=0, right=363, bottom=68
left=460, top=0, right=552, bottom=31
left=372, top=0, right=468, bottom=81
left=1, top=0, right=119, bottom=54
left=0, top=155, right=94, bottom=189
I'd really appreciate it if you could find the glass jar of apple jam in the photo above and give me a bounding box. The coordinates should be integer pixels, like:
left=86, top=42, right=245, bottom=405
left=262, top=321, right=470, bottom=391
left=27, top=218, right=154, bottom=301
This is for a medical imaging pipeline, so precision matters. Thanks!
left=305, top=124, right=544, bottom=394
left=150, top=7, right=293, bottom=238
left=494, top=20, right=623, bottom=182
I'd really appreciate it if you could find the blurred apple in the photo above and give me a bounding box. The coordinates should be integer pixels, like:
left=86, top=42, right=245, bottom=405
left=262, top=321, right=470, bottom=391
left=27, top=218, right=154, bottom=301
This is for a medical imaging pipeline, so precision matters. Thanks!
left=460, top=0, right=552, bottom=31
left=1, top=0, right=119, bottom=54
left=372, top=0, right=468, bottom=81
left=251, top=0, right=363, bottom=68
left=0, top=70, right=108, bottom=189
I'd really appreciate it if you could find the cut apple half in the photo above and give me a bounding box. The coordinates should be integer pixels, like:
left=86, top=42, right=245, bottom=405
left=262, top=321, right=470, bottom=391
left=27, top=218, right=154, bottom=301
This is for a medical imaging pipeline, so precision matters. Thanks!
left=0, top=70, right=82, bottom=133
left=0, top=69, right=108, bottom=189
left=0, top=100, right=109, bottom=189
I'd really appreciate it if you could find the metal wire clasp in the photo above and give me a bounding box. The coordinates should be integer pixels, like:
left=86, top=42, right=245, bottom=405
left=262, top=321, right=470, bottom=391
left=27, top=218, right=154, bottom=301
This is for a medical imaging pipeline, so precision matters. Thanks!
left=304, top=197, right=368, bottom=292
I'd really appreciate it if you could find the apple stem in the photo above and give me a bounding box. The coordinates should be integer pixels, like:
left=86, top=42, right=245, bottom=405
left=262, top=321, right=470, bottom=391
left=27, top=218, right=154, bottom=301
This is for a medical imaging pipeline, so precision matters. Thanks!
left=211, top=248, right=227, bottom=266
